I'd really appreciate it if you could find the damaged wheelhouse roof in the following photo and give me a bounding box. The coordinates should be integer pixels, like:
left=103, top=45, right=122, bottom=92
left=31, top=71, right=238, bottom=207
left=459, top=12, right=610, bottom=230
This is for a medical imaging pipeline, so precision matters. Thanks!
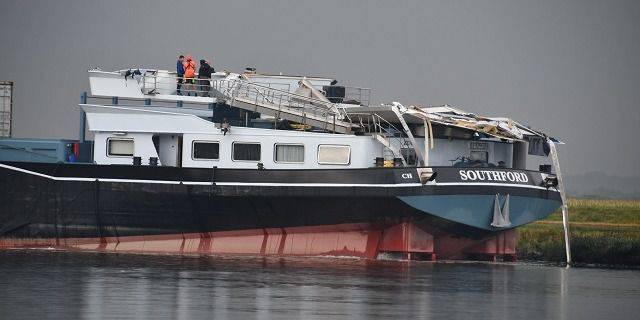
left=345, top=103, right=562, bottom=143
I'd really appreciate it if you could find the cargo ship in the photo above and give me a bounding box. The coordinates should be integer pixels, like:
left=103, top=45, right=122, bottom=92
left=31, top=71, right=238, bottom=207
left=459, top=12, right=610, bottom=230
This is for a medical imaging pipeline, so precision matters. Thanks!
left=0, top=67, right=565, bottom=261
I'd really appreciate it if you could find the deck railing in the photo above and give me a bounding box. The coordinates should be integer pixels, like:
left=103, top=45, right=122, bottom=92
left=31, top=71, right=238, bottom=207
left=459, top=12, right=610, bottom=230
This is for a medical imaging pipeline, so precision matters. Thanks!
left=138, top=71, right=350, bottom=124
left=347, top=112, right=415, bottom=164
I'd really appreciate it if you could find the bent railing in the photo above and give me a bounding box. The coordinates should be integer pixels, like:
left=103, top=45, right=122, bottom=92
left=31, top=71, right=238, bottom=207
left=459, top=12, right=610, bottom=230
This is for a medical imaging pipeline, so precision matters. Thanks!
left=138, top=72, right=348, bottom=120
left=213, top=79, right=348, bottom=120
left=136, top=71, right=354, bottom=133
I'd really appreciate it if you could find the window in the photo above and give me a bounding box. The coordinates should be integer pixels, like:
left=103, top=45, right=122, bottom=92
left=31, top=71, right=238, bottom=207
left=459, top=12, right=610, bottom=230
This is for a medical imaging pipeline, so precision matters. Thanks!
left=233, top=142, right=261, bottom=161
left=274, top=144, right=304, bottom=163
left=469, top=141, right=489, bottom=151
left=470, top=151, right=488, bottom=163
left=107, top=138, right=134, bottom=157
left=401, top=148, right=417, bottom=166
left=192, top=141, right=219, bottom=160
left=317, top=144, right=350, bottom=165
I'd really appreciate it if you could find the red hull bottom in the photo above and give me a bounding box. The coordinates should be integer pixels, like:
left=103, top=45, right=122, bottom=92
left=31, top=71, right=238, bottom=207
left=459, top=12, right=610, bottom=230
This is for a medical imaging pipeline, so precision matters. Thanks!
left=0, top=223, right=517, bottom=261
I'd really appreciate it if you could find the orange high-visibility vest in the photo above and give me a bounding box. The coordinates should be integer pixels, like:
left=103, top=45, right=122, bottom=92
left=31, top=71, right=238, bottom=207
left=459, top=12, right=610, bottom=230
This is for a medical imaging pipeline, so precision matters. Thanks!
left=183, top=58, right=196, bottom=78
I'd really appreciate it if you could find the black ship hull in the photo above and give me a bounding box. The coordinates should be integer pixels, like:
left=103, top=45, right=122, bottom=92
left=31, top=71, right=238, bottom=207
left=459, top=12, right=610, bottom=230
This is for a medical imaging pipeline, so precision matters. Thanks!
left=0, top=162, right=561, bottom=260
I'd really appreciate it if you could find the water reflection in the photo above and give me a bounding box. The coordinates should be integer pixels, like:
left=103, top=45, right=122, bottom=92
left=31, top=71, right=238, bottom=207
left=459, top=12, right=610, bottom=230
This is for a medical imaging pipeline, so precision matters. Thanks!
left=0, top=251, right=638, bottom=320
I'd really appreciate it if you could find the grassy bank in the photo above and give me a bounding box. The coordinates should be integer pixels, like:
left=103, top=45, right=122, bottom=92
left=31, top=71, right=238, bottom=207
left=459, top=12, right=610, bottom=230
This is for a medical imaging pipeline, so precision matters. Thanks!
left=518, top=199, right=640, bottom=266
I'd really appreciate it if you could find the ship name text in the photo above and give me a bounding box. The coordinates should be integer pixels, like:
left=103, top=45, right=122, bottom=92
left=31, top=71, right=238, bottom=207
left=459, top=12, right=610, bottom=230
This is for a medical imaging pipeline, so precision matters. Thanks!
left=459, top=170, right=529, bottom=183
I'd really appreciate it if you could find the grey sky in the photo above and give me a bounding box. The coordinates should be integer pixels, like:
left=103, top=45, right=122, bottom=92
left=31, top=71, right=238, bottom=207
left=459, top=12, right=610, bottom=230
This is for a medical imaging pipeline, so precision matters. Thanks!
left=0, top=0, right=638, bottom=177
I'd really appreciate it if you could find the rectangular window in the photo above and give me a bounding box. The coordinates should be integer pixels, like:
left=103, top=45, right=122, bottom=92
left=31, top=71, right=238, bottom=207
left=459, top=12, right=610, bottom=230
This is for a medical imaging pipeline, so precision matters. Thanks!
left=233, top=142, right=261, bottom=161
left=470, top=150, right=488, bottom=163
left=470, top=141, right=489, bottom=150
left=107, top=138, right=134, bottom=157
left=192, top=141, right=219, bottom=160
left=317, top=144, right=350, bottom=165
left=400, top=148, right=417, bottom=166
left=274, top=144, right=304, bottom=163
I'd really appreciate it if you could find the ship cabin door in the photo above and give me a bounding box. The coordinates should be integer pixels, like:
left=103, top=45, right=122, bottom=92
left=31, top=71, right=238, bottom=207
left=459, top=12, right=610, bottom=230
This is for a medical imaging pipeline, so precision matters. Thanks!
left=156, top=134, right=183, bottom=167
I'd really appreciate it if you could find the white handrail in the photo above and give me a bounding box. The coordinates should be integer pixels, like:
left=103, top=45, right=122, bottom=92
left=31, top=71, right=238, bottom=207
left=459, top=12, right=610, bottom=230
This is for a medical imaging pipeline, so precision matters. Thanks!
left=139, top=72, right=349, bottom=121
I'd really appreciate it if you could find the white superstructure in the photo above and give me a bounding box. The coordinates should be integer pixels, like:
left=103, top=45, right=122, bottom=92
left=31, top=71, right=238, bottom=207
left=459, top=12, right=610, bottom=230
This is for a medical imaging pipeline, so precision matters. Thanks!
left=83, top=67, right=553, bottom=170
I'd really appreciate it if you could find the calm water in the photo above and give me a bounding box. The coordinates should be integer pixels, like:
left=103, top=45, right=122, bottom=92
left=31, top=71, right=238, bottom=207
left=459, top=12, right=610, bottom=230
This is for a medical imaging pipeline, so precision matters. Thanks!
left=0, top=250, right=638, bottom=320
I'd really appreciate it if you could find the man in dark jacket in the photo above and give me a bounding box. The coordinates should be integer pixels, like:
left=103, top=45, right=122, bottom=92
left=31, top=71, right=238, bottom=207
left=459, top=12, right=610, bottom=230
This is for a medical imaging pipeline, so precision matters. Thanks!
left=176, top=55, right=185, bottom=95
left=198, top=59, right=214, bottom=97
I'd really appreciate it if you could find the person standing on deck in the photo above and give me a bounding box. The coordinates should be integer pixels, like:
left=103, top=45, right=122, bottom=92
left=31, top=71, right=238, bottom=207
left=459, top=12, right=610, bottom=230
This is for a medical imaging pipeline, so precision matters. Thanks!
left=182, top=54, right=197, bottom=96
left=176, top=55, right=185, bottom=95
left=198, top=59, right=214, bottom=97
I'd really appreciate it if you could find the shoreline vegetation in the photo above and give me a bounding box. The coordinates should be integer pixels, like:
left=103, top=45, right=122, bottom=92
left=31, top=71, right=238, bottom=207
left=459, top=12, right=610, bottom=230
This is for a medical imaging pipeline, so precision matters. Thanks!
left=518, top=199, right=640, bottom=266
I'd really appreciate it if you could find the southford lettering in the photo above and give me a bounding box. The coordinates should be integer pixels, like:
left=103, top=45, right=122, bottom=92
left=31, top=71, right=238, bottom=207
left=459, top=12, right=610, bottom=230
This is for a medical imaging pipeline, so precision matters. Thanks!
left=459, top=170, right=529, bottom=183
